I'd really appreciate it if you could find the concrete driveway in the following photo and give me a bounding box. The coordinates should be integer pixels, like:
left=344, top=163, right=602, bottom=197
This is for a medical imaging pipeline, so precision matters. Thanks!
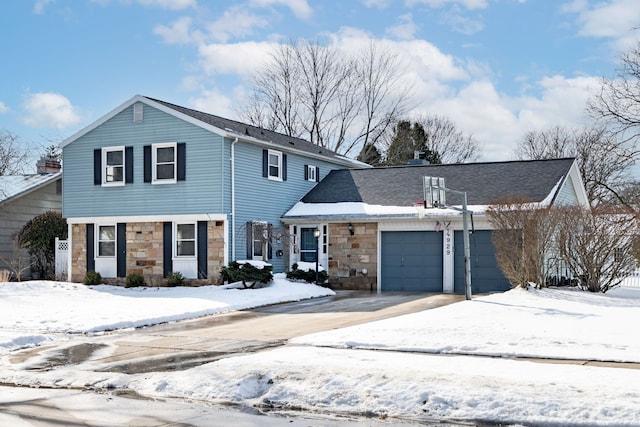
left=10, top=291, right=464, bottom=374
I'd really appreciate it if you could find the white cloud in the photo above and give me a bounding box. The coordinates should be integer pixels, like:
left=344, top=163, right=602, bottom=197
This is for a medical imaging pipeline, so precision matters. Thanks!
left=361, top=0, right=391, bottom=8
left=33, top=0, right=55, bottom=14
left=154, top=16, right=202, bottom=44
left=386, top=14, right=419, bottom=40
left=249, top=0, right=313, bottom=20
left=205, top=5, right=270, bottom=43
left=198, top=40, right=276, bottom=77
left=0, top=102, right=8, bottom=114
left=21, top=92, right=81, bottom=130
left=565, top=0, right=640, bottom=50
left=135, top=0, right=197, bottom=10
left=406, top=0, right=488, bottom=10
left=439, top=9, right=484, bottom=35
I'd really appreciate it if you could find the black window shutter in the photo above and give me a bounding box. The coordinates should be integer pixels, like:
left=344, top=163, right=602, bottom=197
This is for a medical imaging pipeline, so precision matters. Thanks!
left=163, top=222, right=172, bottom=278
left=282, top=154, right=287, bottom=181
left=143, top=145, right=152, bottom=182
left=316, top=166, right=320, bottom=182
left=304, top=164, right=309, bottom=181
left=197, top=221, right=208, bottom=279
left=93, top=149, right=101, bottom=185
left=177, top=143, right=186, bottom=181
left=246, top=221, right=253, bottom=259
left=117, top=223, right=126, bottom=277
left=86, top=224, right=95, bottom=273
left=262, top=150, right=268, bottom=177
left=125, top=147, right=134, bottom=183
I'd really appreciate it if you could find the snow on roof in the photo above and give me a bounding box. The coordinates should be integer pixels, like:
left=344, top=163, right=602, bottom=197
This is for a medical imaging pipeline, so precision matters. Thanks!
left=283, top=201, right=487, bottom=220
left=0, top=173, right=61, bottom=204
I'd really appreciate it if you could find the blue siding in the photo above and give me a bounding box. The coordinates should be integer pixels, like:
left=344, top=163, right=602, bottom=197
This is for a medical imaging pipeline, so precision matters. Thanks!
left=232, top=141, right=343, bottom=272
left=63, top=104, right=225, bottom=218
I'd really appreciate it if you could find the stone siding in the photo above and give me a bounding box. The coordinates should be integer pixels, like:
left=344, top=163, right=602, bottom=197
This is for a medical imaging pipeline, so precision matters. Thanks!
left=70, top=220, right=226, bottom=286
left=327, top=222, right=377, bottom=290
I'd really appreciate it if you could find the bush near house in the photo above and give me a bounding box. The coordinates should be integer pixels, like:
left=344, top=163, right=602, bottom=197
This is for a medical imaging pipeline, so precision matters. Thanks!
left=286, top=262, right=328, bottom=285
left=221, top=261, right=273, bottom=288
left=83, top=271, right=103, bottom=285
left=165, top=271, right=185, bottom=287
left=125, top=273, right=145, bottom=288
left=17, top=211, right=67, bottom=280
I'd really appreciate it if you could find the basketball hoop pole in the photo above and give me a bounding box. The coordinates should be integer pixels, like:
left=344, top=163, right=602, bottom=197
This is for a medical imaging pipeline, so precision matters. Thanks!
left=423, top=176, right=472, bottom=300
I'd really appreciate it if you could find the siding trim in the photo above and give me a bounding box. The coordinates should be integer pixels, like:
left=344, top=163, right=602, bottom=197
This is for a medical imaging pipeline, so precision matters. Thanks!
left=67, top=214, right=226, bottom=224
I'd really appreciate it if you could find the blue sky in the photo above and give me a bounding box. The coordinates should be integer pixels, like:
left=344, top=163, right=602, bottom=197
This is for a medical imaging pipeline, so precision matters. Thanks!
left=2, top=0, right=640, bottom=168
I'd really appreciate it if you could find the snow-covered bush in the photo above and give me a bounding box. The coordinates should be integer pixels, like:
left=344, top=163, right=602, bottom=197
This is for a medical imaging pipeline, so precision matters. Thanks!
left=221, top=261, right=273, bottom=288
left=286, top=262, right=328, bottom=285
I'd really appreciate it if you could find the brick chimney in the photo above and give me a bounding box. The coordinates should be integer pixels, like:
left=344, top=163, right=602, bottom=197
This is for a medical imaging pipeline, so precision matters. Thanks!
left=36, top=156, right=61, bottom=174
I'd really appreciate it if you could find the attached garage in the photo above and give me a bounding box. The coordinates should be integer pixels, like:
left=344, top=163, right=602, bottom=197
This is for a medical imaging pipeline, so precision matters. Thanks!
left=381, top=231, right=443, bottom=292
left=454, top=230, right=510, bottom=294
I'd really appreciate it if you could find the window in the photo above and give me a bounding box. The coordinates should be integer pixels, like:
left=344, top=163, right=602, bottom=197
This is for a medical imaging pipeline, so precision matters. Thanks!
left=144, top=143, right=185, bottom=184
left=305, top=165, right=319, bottom=182
left=153, top=143, right=176, bottom=183
left=175, top=223, right=196, bottom=257
left=102, top=147, right=124, bottom=185
left=94, top=146, right=133, bottom=186
left=268, top=150, right=282, bottom=180
left=97, top=225, right=116, bottom=257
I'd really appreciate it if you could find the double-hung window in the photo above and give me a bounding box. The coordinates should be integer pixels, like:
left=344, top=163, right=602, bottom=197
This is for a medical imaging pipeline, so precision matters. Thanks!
left=101, top=146, right=124, bottom=186
left=153, top=142, right=177, bottom=183
left=175, top=223, right=196, bottom=257
left=97, top=225, right=116, bottom=257
left=268, top=150, right=283, bottom=181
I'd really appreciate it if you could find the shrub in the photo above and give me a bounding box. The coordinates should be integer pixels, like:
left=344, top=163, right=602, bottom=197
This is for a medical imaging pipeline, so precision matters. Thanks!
left=83, top=271, right=102, bottom=285
left=17, top=211, right=67, bottom=280
left=125, top=273, right=145, bottom=288
left=221, top=261, right=273, bottom=288
left=286, top=263, right=328, bottom=285
left=166, top=271, right=185, bottom=287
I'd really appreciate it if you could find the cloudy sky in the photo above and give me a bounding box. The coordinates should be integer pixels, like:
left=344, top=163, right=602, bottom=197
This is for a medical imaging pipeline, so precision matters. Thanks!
left=1, top=0, right=640, bottom=164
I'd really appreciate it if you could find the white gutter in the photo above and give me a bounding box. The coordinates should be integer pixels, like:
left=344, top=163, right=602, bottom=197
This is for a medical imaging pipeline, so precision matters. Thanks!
left=231, top=137, right=238, bottom=261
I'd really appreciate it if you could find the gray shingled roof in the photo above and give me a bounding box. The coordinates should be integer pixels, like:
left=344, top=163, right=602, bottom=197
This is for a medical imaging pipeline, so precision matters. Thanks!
left=146, top=96, right=350, bottom=163
left=300, top=158, right=576, bottom=206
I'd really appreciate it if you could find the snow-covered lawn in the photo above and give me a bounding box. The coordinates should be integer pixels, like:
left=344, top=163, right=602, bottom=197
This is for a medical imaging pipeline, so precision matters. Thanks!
left=0, top=273, right=334, bottom=353
left=1, top=277, right=639, bottom=425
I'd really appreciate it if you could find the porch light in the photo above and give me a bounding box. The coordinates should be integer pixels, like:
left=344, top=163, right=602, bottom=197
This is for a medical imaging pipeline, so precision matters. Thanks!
left=348, top=222, right=354, bottom=235
left=313, top=228, right=321, bottom=284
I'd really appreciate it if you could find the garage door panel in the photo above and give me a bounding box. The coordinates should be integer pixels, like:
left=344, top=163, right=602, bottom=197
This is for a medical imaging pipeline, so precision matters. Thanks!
left=381, top=231, right=442, bottom=292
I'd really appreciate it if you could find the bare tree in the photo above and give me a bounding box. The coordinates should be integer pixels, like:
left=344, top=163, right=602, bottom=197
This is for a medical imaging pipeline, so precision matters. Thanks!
left=514, top=125, right=635, bottom=206
left=241, top=39, right=410, bottom=157
left=0, top=130, right=30, bottom=176
left=588, top=41, right=640, bottom=144
left=556, top=206, right=638, bottom=293
left=487, top=198, right=561, bottom=288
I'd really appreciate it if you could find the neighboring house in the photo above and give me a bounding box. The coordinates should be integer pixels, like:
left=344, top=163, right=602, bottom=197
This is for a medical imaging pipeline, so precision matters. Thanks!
left=61, top=95, right=363, bottom=284
left=0, top=158, right=62, bottom=278
left=282, top=158, right=590, bottom=293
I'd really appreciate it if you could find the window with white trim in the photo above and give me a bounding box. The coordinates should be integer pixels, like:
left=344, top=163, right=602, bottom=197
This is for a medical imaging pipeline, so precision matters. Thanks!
left=268, top=150, right=282, bottom=181
left=306, top=165, right=316, bottom=182
left=153, top=142, right=177, bottom=183
left=102, top=146, right=124, bottom=186
left=175, top=223, right=196, bottom=257
left=97, top=225, right=116, bottom=257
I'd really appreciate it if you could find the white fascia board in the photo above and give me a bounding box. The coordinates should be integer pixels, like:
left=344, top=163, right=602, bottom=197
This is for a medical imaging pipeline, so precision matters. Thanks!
left=567, top=159, right=590, bottom=207
left=67, top=213, right=227, bottom=225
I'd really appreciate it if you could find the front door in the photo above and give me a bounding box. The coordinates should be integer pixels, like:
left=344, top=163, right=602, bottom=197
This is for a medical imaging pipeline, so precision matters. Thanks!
left=300, top=227, right=318, bottom=262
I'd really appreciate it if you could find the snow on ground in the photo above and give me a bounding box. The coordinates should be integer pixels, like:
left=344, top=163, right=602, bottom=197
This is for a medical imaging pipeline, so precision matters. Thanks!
left=292, top=286, right=640, bottom=363
left=1, top=278, right=640, bottom=425
left=0, top=273, right=333, bottom=353
left=129, top=286, right=640, bottom=426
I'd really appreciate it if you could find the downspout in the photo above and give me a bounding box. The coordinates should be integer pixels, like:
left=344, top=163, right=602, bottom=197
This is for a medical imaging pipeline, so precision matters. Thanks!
left=231, top=137, right=238, bottom=261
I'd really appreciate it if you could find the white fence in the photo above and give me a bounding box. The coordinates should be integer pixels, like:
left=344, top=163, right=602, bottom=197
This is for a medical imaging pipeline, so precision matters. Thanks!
left=619, top=269, right=640, bottom=288
left=55, top=237, right=69, bottom=280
